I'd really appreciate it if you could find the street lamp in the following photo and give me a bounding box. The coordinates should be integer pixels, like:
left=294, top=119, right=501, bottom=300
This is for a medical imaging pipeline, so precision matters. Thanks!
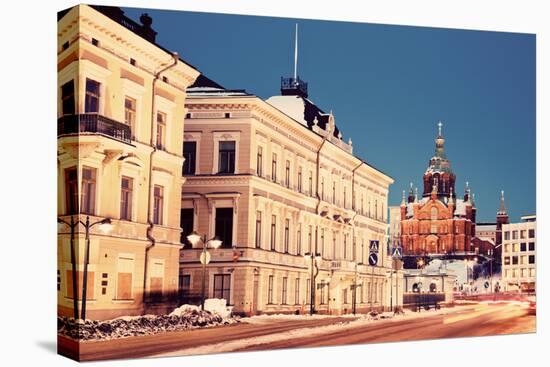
left=58, top=215, right=112, bottom=320
left=57, top=216, right=78, bottom=320
left=81, top=216, right=112, bottom=320
left=352, top=261, right=364, bottom=315
left=304, top=252, right=321, bottom=315
left=186, top=231, right=222, bottom=310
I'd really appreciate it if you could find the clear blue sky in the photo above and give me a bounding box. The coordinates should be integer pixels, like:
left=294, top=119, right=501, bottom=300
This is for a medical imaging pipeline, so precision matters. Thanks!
left=123, top=6, right=536, bottom=223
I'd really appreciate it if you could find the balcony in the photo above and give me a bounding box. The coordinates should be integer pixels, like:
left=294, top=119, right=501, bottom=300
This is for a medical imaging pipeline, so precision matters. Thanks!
left=58, top=113, right=132, bottom=144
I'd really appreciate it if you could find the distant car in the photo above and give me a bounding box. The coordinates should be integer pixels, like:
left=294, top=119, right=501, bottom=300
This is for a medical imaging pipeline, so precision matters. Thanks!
left=527, top=300, right=536, bottom=315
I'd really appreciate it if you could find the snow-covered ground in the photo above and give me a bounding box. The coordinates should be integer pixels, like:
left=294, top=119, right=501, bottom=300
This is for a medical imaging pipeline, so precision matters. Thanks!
left=58, top=303, right=237, bottom=341
left=158, top=307, right=461, bottom=357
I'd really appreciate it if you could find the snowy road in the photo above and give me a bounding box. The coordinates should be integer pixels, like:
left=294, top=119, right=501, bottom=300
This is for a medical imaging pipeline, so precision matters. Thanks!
left=58, top=302, right=535, bottom=361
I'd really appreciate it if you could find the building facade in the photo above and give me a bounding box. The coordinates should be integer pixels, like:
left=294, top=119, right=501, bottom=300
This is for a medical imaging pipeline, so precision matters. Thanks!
left=179, top=76, right=398, bottom=315
left=501, top=215, right=536, bottom=293
left=400, top=124, right=477, bottom=265
left=57, top=5, right=200, bottom=320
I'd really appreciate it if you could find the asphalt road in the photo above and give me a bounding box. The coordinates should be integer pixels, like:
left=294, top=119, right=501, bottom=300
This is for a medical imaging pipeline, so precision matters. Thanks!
left=236, top=303, right=535, bottom=352
left=59, top=302, right=535, bottom=361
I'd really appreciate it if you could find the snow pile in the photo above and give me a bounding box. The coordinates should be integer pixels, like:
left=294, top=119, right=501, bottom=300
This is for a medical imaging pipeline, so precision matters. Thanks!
left=204, top=298, right=233, bottom=318
left=58, top=305, right=238, bottom=341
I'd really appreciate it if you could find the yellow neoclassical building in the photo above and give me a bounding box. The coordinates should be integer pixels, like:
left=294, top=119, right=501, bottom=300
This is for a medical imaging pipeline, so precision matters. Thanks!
left=179, top=75, right=399, bottom=315
left=57, top=5, right=199, bottom=320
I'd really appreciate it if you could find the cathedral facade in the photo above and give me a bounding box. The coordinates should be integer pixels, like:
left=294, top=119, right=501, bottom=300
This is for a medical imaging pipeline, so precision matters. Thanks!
left=400, top=123, right=477, bottom=265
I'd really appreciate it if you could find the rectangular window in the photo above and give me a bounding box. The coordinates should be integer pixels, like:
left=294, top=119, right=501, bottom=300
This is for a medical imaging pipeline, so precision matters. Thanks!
left=504, top=244, right=510, bottom=253
left=504, top=231, right=510, bottom=240
left=218, top=141, right=236, bottom=174
left=528, top=242, right=535, bottom=251
left=270, top=215, right=277, bottom=251
left=215, top=208, right=233, bottom=248
left=333, top=233, right=337, bottom=260
left=343, top=186, right=347, bottom=208
left=124, top=96, right=136, bottom=129
left=528, top=255, right=535, bottom=264
left=319, top=281, right=326, bottom=304
left=343, top=288, right=348, bottom=304
left=308, top=225, right=313, bottom=254
left=285, top=160, right=291, bottom=188
left=61, top=80, right=75, bottom=115
left=180, top=208, right=194, bottom=246
left=268, top=275, right=274, bottom=304
left=512, top=256, right=518, bottom=265
left=65, top=167, right=78, bottom=215
left=156, top=112, right=166, bottom=150
left=504, top=256, right=510, bottom=265
left=344, top=234, right=348, bottom=260
left=271, top=153, right=277, bottom=182
left=320, top=229, right=325, bottom=257
left=153, top=185, right=164, bottom=225
left=520, top=230, right=526, bottom=239
left=284, top=219, right=290, bottom=253
left=295, top=278, right=300, bottom=305
left=213, top=274, right=231, bottom=304
left=512, top=230, right=518, bottom=240
left=149, top=260, right=164, bottom=302
left=120, top=176, right=133, bottom=220
left=281, top=277, right=288, bottom=304
left=178, top=274, right=191, bottom=302
left=116, top=256, right=134, bottom=300
left=308, top=171, right=313, bottom=196
left=255, top=211, right=262, bottom=248
left=297, top=167, right=302, bottom=193
left=296, top=224, right=302, bottom=255
left=81, top=167, right=96, bottom=215
left=256, top=146, right=263, bottom=177
left=528, top=229, right=535, bottom=238
left=520, top=243, right=527, bottom=252
left=85, top=78, right=100, bottom=113
left=182, top=141, right=197, bottom=175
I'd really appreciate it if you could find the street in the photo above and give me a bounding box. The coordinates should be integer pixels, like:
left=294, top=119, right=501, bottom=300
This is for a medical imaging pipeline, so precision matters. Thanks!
left=58, top=301, right=535, bottom=361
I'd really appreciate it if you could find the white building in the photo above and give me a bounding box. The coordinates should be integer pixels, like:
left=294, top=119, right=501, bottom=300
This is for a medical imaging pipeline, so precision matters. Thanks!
left=501, top=215, right=536, bottom=293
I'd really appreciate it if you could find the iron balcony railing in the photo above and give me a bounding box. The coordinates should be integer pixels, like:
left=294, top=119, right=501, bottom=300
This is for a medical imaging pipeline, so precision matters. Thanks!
left=58, top=113, right=132, bottom=144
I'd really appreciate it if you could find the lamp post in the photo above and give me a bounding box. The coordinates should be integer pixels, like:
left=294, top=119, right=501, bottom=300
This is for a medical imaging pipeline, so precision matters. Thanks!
left=81, top=216, right=113, bottom=320
left=57, top=216, right=79, bottom=320
left=58, top=215, right=113, bottom=320
left=186, top=231, right=222, bottom=310
left=352, top=261, right=364, bottom=315
left=304, top=252, right=321, bottom=315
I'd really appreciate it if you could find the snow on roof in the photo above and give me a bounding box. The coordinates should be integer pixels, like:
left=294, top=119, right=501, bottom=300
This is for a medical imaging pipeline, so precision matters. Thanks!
left=476, top=224, right=496, bottom=232
left=406, top=203, right=414, bottom=218
left=266, top=95, right=307, bottom=126
left=454, top=199, right=466, bottom=216
left=187, top=86, right=249, bottom=97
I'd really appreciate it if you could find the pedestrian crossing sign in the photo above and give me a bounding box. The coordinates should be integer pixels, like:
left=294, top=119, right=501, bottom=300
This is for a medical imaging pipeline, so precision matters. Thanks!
left=369, top=240, right=379, bottom=253
left=392, top=246, right=402, bottom=258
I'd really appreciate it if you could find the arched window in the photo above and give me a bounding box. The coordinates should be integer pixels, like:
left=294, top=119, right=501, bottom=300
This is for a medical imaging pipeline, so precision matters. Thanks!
left=431, top=207, right=438, bottom=220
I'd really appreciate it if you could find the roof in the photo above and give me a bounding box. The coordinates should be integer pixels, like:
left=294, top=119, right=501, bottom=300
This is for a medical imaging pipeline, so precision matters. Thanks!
left=266, top=95, right=341, bottom=139
left=58, top=5, right=200, bottom=73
